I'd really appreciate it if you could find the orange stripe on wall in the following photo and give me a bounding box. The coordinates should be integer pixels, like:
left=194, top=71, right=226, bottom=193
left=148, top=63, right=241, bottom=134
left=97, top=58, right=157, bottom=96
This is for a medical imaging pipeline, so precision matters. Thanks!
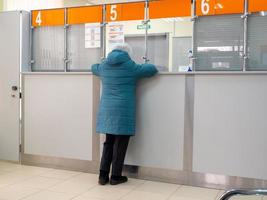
left=249, top=0, right=267, bottom=12
left=150, top=0, right=191, bottom=19
left=68, top=6, right=102, bottom=24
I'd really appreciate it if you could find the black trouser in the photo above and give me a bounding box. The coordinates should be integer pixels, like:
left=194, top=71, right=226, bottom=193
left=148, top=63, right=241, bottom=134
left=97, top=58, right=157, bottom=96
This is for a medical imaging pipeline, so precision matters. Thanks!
left=100, top=134, right=130, bottom=176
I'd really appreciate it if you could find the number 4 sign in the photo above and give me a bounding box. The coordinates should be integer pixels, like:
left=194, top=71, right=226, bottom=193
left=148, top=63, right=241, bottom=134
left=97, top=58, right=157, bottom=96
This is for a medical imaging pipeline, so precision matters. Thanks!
left=35, top=11, right=42, bottom=26
left=32, top=9, right=65, bottom=27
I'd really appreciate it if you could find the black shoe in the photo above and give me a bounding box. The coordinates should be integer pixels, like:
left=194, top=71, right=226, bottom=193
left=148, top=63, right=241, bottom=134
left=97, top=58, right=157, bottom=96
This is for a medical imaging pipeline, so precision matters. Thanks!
left=110, top=175, right=128, bottom=185
left=98, top=170, right=109, bottom=185
left=98, top=176, right=109, bottom=185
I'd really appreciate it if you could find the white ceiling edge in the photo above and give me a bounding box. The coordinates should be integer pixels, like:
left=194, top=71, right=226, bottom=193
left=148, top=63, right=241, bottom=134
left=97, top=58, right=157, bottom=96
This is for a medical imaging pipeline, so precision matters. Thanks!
left=64, top=0, right=145, bottom=7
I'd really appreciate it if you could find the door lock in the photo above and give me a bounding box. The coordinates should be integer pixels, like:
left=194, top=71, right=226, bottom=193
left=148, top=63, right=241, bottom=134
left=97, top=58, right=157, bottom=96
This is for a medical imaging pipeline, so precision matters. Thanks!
left=12, top=86, right=18, bottom=91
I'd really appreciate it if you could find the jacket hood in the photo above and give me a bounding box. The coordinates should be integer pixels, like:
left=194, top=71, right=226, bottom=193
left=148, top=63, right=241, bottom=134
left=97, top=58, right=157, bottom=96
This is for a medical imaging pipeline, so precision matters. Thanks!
left=106, top=50, right=131, bottom=65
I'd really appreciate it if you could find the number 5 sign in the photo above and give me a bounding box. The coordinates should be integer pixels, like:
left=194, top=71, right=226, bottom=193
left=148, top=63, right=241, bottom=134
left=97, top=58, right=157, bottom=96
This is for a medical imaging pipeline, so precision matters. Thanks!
left=106, top=2, right=144, bottom=22
left=110, top=5, right=118, bottom=21
left=106, top=4, right=122, bottom=22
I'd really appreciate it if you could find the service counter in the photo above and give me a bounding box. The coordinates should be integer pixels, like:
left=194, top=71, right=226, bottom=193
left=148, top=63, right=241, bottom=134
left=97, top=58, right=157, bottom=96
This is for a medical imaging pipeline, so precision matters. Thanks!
left=21, top=72, right=267, bottom=189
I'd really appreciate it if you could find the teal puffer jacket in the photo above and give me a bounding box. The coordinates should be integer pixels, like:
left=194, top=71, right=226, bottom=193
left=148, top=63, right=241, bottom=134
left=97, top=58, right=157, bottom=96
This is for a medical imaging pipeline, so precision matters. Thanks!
left=92, top=49, right=158, bottom=136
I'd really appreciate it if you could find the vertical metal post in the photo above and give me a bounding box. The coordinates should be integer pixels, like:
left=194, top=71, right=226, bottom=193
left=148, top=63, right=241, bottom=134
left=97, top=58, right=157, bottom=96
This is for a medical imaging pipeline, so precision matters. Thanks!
left=191, top=0, right=197, bottom=71
left=102, top=5, right=107, bottom=59
left=143, top=0, right=149, bottom=63
left=64, top=8, right=69, bottom=72
left=242, top=0, right=249, bottom=71
left=30, top=12, right=34, bottom=72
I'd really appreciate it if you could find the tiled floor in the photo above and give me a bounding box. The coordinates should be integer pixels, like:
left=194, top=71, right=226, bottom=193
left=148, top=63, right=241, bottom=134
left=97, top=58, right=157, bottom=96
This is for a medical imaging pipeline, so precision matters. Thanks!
left=0, top=161, right=264, bottom=200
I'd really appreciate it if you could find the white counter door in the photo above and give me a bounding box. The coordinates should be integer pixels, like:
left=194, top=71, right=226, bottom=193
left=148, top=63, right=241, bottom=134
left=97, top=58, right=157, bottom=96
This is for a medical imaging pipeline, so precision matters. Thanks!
left=0, top=12, right=21, bottom=161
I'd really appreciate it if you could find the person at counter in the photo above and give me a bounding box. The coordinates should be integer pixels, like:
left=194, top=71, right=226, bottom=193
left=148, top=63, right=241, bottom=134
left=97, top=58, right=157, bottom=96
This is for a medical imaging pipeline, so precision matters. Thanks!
left=91, top=43, right=158, bottom=185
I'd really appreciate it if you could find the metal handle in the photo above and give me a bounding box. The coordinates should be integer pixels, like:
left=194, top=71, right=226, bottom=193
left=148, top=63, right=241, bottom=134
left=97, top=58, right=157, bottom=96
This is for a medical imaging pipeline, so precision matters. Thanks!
left=219, top=189, right=267, bottom=200
left=12, top=86, right=18, bottom=91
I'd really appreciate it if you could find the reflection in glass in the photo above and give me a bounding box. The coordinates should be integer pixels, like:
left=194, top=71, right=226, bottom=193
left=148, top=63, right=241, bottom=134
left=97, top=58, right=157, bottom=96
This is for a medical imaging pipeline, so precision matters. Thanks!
left=247, top=14, right=267, bottom=71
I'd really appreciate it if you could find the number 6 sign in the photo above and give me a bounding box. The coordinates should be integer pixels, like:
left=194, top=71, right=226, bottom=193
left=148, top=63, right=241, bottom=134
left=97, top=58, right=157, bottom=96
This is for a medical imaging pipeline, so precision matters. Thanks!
left=201, top=0, right=210, bottom=15
left=196, top=0, right=244, bottom=16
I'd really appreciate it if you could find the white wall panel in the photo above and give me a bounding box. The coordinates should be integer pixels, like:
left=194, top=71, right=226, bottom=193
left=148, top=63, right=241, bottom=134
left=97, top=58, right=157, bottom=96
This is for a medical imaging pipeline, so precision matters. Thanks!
left=193, top=75, right=267, bottom=180
left=125, top=75, right=186, bottom=170
left=23, top=74, right=93, bottom=161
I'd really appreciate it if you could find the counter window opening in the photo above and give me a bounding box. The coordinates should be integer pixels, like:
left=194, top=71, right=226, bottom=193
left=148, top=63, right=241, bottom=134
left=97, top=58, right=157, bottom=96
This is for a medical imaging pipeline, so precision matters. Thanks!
left=29, top=0, right=267, bottom=72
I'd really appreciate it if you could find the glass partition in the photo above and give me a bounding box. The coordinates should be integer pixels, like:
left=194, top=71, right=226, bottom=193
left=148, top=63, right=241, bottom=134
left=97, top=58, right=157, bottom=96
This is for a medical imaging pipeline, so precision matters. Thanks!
left=146, top=18, right=171, bottom=72
left=147, top=0, right=192, bottom=72
left=247, top=12, right=267, bottom=71
left=194, top=15, right=244, bottom=71
left=125, top=34, right=169, bottom=71
left=141, top=17, right=193, bottom=72
left=172, top=36, right=192, bottom=72
left=67, top=24, right=102, bottom=71
left=32, top=26, right=65, bottom=71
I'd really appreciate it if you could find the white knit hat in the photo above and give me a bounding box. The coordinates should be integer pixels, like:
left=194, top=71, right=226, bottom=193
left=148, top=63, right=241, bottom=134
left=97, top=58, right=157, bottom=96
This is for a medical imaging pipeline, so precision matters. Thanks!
left=112, top=43, right=133, bottom=56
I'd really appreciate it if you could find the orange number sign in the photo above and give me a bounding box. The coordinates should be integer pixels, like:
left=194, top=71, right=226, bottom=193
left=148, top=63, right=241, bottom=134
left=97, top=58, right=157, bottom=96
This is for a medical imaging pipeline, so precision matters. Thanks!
left=32, top=9, right=65, bottom=27
left=196, top=0, right=244, bottom=16
left=106, top=2, right=145, bottom=22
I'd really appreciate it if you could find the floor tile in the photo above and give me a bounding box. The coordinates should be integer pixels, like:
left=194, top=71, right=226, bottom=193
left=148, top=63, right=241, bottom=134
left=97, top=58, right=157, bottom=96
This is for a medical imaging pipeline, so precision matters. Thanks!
left=21, top=190, right=75, bottom=200
left=14, top=176, right=63, bottom=189
left=40, top=169, right=81, bottom=180
left=68, top=173, right=99, bottom=182
left=0, top=173, right=31, bottom=188
left=134, top=181, right=179, bottom=195
left=13, top=165, right=52, bottom=174
left=0, top=184, right=40, bottom=200
left=0, top=162, right=52, bottom=176
left=169, top=185, right=220, bottom=200
left=72, top=196, right=105, bottom=200
left=80, top=185, right=131, bottom=200
left=48, top=174, right=98, bottom=195
left=0, top=162, right=22, bottom=172
left=0, top=171, right=9, bottom=175
left=121, top=190, right=169, bottom=200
